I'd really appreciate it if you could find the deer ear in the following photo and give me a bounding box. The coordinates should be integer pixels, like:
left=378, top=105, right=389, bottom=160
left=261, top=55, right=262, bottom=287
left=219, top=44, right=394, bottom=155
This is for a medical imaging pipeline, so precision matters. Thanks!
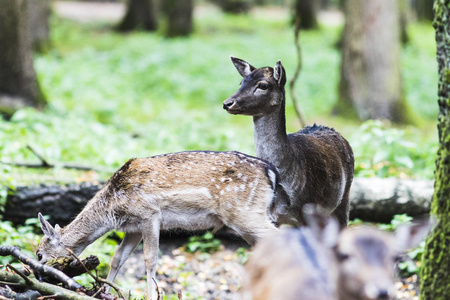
left=273, top=60, right=286, bottom=87
left=303, top=205, right=340, bottom=248
left=38, top=212, right=61, bottom=242
left=230, top=56, right=255, bottom=77
left=394, top=218, right=434, bottom=252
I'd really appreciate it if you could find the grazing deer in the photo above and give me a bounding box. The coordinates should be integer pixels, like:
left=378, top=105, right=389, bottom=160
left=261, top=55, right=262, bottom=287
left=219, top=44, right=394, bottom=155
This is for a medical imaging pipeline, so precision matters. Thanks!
left=243, top=214, right=431, bottom=300
left=223, top=56, right=354, bottom=228
left=241, top=211, right=340, bottom=300
left=36, top=151, right=290, bottom=300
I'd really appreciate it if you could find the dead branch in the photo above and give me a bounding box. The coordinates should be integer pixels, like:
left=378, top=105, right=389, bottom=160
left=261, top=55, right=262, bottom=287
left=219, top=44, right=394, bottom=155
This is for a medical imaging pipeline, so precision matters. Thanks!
left=0, top=246, right=81, bottom=291
left=65, top=249, right=124, bottom=299
left=289, top=12, right=306, bottom=127
left=0, top=270, right=94, bottom=300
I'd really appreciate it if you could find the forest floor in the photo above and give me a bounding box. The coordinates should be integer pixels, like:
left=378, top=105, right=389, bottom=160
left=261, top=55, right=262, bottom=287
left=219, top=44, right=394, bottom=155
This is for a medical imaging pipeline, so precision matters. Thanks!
left=114, top=234, right=420, bottom=300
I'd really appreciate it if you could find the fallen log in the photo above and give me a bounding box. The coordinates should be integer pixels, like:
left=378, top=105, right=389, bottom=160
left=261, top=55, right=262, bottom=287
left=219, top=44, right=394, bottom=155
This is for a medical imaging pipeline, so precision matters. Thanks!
left=349, top=177, right=433, bottom=223
left=2, top=178, right=434, bottom=225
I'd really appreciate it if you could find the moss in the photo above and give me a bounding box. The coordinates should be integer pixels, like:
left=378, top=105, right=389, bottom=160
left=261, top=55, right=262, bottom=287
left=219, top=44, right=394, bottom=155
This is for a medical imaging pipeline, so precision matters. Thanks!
left=420, top=2, right=450, bottom=298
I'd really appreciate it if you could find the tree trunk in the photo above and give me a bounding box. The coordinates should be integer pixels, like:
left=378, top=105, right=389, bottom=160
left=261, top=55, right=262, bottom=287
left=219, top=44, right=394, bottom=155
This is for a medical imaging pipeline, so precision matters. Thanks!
left=116, top=0, right=159, bottom=32
left=218, top=0, right=252, bottom=14
left=334, top=0, right=412, bottom=123
left=0, top=0, right=46, bottom=116
left=398, top=0, right=411, bottom=44
left=420, top=1, right=450, bottom=299
left=162, top=0, right=193, bottom=37
left=293, top=0, right=320, bottom=30
left=414, top=0, right=434, bottom=22
left=28, top=0, right=51, bottom=52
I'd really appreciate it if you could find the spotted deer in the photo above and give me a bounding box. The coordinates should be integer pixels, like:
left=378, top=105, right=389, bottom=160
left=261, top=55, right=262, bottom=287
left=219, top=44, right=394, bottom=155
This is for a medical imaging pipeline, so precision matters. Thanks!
left=223, top=57, right=354, bottom=228
left=243, top=214, right=431, bottom=300
left=36, top=151, right=290, bottom=300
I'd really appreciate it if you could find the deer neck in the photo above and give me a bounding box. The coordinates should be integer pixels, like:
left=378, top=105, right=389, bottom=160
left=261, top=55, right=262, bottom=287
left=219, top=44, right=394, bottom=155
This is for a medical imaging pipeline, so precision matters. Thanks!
left=60, top=201, right=113, bottom=256
left=253, top=101, right=290, bottom=167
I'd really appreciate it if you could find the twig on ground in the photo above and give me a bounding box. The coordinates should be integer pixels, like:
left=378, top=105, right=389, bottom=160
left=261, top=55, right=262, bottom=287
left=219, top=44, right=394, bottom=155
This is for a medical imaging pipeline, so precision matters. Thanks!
left=0, top=246, right=82, bottom=291
left=6, top=264, right=33, bottom=285
left=66, top=248, right=125, bottom=299
left=0, top=269, right=94, bottom=300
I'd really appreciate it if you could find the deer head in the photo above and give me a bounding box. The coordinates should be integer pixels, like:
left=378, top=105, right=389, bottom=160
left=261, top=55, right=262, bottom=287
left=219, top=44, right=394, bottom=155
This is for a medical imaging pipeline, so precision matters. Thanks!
left=223, top=56, right=286, bottom=117
left=36, top=212, right=71, bottom=263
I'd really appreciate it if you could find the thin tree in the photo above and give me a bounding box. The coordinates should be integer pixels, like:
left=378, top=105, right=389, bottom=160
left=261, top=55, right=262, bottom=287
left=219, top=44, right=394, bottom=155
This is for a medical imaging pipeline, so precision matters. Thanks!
left=420, top=1, right=450, bottom=299
left=0, top=0, right=46, bottom=116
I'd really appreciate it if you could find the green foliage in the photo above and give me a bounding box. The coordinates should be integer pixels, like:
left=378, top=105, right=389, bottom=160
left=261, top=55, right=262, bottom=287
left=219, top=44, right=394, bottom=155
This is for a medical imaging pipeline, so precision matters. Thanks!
left=236, top=246, right=249, bottom=264
left=0, top=217, right=41, bottom=266
left=378, top=213, right=413, bottom=231
left=183, top=232, right=222, bottom=253
left=350, top=120, right=437, bottom=179
left=377, top=214, right=424, bottom=277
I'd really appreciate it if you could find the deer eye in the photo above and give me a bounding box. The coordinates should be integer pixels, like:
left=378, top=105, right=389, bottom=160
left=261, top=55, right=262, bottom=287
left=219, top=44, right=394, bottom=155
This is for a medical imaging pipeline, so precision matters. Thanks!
left=37, top=253, right=43, bottom=261
left=258, top=83, right=269, bottom=90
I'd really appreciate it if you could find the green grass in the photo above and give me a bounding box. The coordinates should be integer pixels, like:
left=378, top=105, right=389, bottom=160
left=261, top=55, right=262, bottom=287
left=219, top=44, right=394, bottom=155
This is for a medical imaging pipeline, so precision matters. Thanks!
left=0, top=5, right=439, bottom=189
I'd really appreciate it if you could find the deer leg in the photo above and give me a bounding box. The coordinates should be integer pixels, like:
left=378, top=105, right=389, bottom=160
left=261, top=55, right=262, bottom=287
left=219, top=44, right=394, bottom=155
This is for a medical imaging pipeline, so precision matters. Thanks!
left=142, top=217, right=161, bottom=300
left=231, top=215, right=278, bottom=246
left=331, top=192, right=350, bottom=229
left=105, top=232, right=142, bottom=292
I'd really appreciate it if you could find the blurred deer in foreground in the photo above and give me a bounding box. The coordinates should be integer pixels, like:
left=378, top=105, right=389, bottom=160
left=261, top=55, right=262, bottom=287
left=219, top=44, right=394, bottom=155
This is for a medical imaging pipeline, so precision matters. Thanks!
left=223, top=57, right=354, bottom=228
left=36, top=151, right=291, bottom=300
left=243, top=214, right=431, bottom=300
left=241, top=212, right=340, bottom=300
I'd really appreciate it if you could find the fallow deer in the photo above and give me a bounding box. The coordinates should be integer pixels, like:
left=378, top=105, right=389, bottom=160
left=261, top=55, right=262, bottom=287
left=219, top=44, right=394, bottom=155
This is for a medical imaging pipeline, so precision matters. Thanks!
left=243, top=214, right=431, bottom=300
left=241, top=211, right=340, bottom=300
left=36, top=151, right=290, bottom=300
left=223, top=57, right=354, bottom=228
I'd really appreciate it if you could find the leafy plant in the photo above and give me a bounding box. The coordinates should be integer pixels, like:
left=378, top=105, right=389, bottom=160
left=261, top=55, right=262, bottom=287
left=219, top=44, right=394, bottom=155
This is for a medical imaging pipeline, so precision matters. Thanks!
left=183, top=232, right=222, bottom=254
left=0, top=217, right=41, bottom=266
left=236, top=247, right=249, bottom=264
left=350, top=120, right=437, bottom=179
left=378, top=214, right=413, bottom=231
left=377, top=214, right=424, bottom=277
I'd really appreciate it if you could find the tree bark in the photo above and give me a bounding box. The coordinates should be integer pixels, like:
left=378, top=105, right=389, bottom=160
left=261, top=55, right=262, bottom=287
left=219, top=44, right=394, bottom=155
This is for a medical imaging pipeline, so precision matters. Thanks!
left=293, top=0, right=320, bottom=30
left=0, top=0, right=46, bottom=116
left=28, top=0, right=51, bottom=52
left=420, top=1, right=450, bottom=299
left=335, top=0, right=412, bottom=123
left=116, top=0, right=159, bottom=32
left=162, top=0, right=193, bottom=37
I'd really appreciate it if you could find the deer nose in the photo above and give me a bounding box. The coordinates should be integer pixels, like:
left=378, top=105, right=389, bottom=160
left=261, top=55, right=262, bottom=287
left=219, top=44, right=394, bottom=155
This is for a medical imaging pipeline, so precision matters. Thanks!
left=223, top=99, right=235, bottom=111
left=376, top=289, right=390, bottom=300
